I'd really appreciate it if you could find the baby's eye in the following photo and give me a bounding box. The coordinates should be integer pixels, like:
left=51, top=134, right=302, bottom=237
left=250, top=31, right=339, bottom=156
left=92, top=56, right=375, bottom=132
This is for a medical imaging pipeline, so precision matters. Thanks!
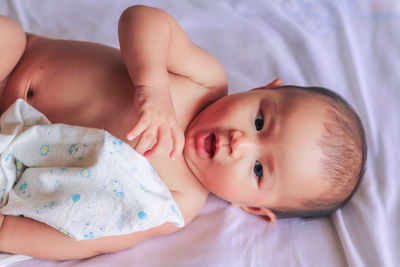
left=254, top=110, right=264, bottom=131
left=254, top=160, right=263, bottom=181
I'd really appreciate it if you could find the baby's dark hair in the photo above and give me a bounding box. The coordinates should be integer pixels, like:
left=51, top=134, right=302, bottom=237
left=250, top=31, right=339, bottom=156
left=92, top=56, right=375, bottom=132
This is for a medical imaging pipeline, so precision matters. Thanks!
left=270, top=85, right=367, bottom=219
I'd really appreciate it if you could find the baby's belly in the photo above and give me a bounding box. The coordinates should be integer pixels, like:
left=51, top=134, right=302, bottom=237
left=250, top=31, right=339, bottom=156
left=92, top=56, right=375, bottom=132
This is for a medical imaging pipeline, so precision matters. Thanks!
left=0, top=34, right=138, bottom=144
left=25, top=71, right=137, bottom=143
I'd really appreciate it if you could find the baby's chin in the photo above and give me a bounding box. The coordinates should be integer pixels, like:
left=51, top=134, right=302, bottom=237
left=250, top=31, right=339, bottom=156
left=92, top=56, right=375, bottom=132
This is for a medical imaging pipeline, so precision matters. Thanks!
left=181, top=137, right=199, bottom=178
left=181, top=144, right=211, bottom=191
left=184, top=105, right=209, bottom=136
left=184, top=92, right=230, bottom=135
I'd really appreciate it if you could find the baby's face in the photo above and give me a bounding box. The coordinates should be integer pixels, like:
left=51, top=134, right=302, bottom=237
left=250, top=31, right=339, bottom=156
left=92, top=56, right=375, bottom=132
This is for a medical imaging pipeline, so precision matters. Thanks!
left=184, top=87, right=327, bottom=211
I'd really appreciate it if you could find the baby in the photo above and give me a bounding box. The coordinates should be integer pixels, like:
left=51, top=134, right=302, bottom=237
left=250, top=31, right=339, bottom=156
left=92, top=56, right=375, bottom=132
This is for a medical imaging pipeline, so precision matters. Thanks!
left=0, top=5, right=367, bottom=260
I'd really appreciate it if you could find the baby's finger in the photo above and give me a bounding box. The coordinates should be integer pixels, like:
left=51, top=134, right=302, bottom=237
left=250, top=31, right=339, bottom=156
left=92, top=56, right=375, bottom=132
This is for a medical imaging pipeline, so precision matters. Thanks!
left=170, top=125, right=185, bottom=160
left=144, top=126, right=169, bottom=159
left=134, top=128, right=157, bottom=155
left=126, top=114, right=150, bottom=141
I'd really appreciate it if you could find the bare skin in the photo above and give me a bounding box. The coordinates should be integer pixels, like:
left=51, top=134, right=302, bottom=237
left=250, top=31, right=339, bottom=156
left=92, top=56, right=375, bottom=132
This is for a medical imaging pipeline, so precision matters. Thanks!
left=1, top=34, right=210, bottom=215
left=0, top=6, right=227, bottom=259
left=0, top=5, right=328, bottom=260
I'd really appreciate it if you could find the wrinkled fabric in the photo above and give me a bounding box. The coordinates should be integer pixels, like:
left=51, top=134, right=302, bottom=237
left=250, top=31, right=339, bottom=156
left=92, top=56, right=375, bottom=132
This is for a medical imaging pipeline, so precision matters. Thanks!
left=0, top=99, right=184, bottom=241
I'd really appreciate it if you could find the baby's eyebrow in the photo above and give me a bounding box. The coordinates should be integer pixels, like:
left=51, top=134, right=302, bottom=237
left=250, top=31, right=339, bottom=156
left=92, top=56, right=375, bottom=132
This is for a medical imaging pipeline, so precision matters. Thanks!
left=273, top=102, right=279, bottom=136
left=266, top=101, right=278, bottom=138
left=265, top=101, right=278, bottom=176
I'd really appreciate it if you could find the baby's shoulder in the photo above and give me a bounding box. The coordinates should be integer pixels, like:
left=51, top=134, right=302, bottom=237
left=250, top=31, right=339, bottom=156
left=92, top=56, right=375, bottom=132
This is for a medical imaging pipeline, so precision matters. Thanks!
left=171, top=187, right=208, bottom=226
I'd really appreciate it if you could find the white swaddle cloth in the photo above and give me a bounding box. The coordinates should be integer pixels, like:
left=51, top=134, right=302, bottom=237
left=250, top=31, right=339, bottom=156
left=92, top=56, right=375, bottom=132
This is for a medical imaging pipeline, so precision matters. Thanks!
left=0, top=99, right=184, bottom=240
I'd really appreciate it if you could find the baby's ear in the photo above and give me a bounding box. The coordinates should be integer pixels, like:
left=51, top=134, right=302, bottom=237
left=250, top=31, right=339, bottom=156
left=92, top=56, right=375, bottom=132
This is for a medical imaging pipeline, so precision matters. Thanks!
left=232, top=204, right=276, bottom=223
left=264, top=78, right=282, bottom=89
left=251, top=78, right=282, bottom=91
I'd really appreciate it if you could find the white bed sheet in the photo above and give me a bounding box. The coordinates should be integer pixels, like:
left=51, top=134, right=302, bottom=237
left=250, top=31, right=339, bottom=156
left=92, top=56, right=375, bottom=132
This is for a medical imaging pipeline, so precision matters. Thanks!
left=0, top=0, right=399, bottom=266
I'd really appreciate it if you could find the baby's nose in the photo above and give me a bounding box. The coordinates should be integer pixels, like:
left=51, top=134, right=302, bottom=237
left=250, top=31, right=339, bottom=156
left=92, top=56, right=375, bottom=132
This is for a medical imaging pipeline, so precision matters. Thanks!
left=229, top=130, right=256, bottom=157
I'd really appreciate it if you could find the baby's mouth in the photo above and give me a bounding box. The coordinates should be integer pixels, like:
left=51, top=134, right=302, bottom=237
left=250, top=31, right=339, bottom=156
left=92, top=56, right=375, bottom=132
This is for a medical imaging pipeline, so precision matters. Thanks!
left=205, top=133, right=216, bottom=158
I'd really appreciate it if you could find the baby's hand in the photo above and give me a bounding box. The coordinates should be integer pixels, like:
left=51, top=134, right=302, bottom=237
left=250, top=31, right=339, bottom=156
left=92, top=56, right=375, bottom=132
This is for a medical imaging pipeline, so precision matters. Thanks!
left=126, top=85, right=184, bottom=160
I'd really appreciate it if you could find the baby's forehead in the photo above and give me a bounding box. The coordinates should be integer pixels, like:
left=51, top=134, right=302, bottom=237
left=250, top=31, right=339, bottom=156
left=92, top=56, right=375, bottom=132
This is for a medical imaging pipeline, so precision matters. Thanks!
left=250, top=85, right=310, bottom=98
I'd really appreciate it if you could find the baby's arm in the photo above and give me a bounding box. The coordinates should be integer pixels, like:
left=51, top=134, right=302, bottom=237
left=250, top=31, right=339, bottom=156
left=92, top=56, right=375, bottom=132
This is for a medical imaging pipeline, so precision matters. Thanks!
left=118, top=5, right=227, bottom=92
left=0, top=15, right=26, bottom=81
left=0, top=213, right=179, bottom=260
left=118, top=5, right=227, bottom=158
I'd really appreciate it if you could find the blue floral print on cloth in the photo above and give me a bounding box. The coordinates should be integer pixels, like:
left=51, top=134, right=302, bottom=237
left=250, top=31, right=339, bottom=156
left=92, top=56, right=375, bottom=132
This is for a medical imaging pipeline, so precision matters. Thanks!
left=0, top=99, right=184, bottom=240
